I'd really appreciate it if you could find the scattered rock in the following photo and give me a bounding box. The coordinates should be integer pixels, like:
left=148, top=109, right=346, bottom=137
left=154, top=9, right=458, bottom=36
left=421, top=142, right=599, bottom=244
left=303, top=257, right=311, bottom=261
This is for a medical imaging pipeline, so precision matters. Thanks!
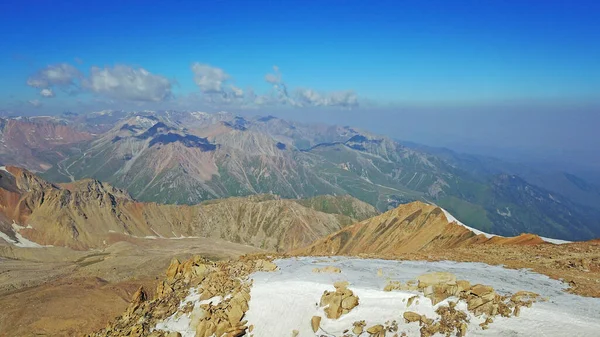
left=417, top=272, right=456, bottom=287
left=311, top=316, right=321, bottom=332
left=353, top=320, right=366, bottom=334
left=403, top=311, right=422, bottom=323
left=406, top=295, right=418, bottom=308
left=320, top=281, right=359, bottom=319
left=366, top=324, right=384, bottom=335
left=312, top=266, right=341, bottom=273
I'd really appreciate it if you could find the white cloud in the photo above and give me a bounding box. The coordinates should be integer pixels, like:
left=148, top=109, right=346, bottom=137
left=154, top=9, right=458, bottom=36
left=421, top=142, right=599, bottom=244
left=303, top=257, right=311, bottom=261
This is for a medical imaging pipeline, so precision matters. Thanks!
left=191, top=63, right=230, bottom=94
left=28, top=99, right=42, bottom=107
left=27, top=63, right=82, bottom=88
left=296, top=89, right=359, bottom=107
left=265, top=65, right=282, bottom=84
left=262, top=66, right=358, bottom=108
left=40, top=88, right=55, bottom=98
left=84, top=65, right=172, bottom=102
left=230, top=85, right=244, bottom=98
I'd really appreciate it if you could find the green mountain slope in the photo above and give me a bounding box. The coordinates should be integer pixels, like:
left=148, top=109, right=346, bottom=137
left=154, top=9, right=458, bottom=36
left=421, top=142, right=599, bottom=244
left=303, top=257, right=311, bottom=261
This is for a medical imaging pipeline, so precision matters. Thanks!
left=41, top=112, right=600, bottom=241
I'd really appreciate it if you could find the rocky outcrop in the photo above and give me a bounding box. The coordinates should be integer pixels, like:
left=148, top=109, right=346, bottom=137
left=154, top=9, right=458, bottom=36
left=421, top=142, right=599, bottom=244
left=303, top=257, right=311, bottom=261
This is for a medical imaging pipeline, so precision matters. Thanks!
left=88, top=254, right=278, bottom=337
left=319, top=281, right=360, bottom=319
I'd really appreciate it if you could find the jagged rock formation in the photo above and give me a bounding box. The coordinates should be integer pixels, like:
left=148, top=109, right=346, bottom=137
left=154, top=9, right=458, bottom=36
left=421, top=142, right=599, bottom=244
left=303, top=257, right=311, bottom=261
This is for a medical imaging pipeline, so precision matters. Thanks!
left=296, top=201, right=552, bottom=256
left=0, top=166, right=376, bottom=251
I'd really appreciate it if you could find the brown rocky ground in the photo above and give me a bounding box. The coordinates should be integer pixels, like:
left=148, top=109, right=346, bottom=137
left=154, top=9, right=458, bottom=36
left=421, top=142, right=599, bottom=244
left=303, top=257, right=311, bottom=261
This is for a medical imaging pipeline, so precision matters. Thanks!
left=0, top=237, right=261, bottom=337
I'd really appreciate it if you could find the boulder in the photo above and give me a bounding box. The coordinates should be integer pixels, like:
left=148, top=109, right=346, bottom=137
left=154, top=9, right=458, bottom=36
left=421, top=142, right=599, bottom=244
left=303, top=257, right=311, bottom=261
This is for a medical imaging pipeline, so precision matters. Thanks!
left=311, top=316, right=321, bottom=332
left=403, top=311, right=422, bottom=323
left=417, top=272, right=457, bottom=288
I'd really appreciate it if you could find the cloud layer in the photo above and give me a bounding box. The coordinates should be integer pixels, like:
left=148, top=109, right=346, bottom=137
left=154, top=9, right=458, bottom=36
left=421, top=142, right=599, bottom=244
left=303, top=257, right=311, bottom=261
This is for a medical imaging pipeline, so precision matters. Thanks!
left=261, top=65, right=358, bottom=108
left=39, top=88, right=55, bottom=98
left=191, top=63, right=230, bottom=94
left=24, top=62, right=359, bottom=109
left=26, top=63, right=82, bottom=89
left=84, top=65, right=173, bottom=102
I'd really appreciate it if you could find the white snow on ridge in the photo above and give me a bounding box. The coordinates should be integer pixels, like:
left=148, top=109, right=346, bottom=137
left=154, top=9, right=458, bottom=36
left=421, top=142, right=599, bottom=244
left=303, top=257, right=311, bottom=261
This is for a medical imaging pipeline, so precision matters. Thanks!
left=0, top=166, right=11, bottom=175
left=441, top=208, right=494, bottom=239
left=440, top=207, right=571, bottom=244
left=245, top=257, right=600, bottom=337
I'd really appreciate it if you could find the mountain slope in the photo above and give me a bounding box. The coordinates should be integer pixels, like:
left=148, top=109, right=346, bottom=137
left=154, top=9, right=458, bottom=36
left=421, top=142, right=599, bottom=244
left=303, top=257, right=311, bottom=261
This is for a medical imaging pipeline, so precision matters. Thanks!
left=38, top=111, right=600, bottom=241
left=0, top=117, right=93, bottom=171
left=0, top=166, right=373, bottom=251
left=296, top=201, right=553, bottom=256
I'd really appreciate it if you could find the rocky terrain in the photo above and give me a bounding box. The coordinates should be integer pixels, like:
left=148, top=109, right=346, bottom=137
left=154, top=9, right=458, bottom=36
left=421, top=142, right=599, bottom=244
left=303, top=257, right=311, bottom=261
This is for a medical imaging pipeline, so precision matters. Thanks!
left=0, top=166, right=376, bottom=251
left=0, top=186, right=598, bottom=336
left=86, top=255, right=600, bottom=337
left=34, top=111, right=600, bottom=241
left=0, top=111, right=599, bottom=336
left=0, top=236, right=262, bottom=336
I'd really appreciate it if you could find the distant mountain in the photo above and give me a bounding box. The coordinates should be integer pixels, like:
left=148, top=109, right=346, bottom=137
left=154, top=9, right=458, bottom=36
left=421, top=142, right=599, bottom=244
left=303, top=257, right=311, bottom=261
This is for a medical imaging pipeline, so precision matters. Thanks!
left=0, top=116, right=93, bottom=171
left=0, top=166, right=377, bottom=251
left=32, top=111, right=600, bottom=241
left=400, top=140, right=600, bottom=210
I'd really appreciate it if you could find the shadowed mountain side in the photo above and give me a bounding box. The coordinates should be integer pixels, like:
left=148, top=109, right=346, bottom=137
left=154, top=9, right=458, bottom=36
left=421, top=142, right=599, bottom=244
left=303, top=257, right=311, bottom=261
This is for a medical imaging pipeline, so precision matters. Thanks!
left=0, top=166, right=377, bottom=251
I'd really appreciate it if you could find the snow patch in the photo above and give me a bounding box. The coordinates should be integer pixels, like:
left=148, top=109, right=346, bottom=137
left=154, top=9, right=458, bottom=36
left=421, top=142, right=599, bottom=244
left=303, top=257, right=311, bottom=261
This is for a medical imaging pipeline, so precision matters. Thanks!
left=0, top=230, right=17, bottom=245
left=154, top=287, right=223, bottom=337
left=245, top=257, right=600, bottom=337
left=0, top=222, right=50, bottom=248
left=11, top=222, right=48, bottom=248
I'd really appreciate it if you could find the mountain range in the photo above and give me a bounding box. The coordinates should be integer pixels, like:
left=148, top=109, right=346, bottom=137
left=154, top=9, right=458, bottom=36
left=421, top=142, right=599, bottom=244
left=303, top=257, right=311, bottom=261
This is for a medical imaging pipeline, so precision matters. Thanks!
left=0, top=111, right=598, bottom=241
left=0, top=166, right=377, bottom=251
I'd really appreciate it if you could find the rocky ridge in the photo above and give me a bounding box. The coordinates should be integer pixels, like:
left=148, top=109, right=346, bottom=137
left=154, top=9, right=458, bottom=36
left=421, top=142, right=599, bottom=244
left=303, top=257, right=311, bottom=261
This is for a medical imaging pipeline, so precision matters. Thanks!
left=0, top=166, right=377, bottom=251
left=296, top=201, right=554, bottom=257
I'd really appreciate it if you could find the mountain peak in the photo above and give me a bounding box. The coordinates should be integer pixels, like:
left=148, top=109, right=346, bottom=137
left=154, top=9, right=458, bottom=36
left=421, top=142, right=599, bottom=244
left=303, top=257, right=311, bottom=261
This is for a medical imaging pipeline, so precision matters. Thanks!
left=295, top=201, right=559, bottom=257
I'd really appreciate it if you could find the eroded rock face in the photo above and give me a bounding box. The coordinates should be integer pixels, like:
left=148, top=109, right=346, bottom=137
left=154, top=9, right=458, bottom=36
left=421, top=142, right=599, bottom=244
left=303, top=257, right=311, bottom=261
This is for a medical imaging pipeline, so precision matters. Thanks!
left=320, top=281, right=360, bottom=319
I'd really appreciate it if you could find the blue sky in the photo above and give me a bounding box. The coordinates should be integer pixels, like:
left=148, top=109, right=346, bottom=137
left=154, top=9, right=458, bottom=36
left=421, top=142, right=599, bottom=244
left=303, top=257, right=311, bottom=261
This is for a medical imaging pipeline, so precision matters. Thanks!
left=1, top=0, right=599, bottom=109
left=1, top=0, right=599, bottom=167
